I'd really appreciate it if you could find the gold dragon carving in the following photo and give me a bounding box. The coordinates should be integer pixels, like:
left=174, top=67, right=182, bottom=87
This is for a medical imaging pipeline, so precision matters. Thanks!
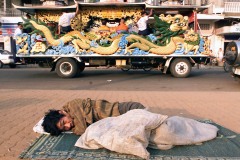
left=24, top=12, right=209, bottom=56
left=37, top=7, right=142, bottom=31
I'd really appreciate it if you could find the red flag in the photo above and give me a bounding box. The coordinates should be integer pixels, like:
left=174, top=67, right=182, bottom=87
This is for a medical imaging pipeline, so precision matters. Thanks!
left=188, top=12, right=194, bottom=23
left=194, top=10, right=198, bottom=32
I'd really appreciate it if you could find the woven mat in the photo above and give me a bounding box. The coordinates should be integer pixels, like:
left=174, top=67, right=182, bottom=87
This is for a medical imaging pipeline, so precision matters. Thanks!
left=19, top=121, right=240, bottom=160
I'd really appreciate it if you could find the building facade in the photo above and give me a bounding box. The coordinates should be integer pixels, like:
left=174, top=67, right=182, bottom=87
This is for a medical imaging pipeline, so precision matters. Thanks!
left=197, top=0, right=240, bottom=58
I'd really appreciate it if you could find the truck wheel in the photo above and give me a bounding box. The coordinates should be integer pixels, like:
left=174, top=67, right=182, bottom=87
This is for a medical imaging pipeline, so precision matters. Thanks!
left=56, top=58, right=78, bottom=78
left=9, top=64, right=16, bottom=68
left=79, top=62, right=85, bottom=72
left=77, top=62, right=85, bottom=76
left=0, top=61, right=3, bottom=68
left=170, top=58, right=191, bottom=78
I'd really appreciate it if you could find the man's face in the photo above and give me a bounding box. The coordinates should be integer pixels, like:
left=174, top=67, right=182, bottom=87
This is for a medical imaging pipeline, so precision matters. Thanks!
left=56, top=115, right=74, bottom=131
left=19, top=25, right=23, bottom=30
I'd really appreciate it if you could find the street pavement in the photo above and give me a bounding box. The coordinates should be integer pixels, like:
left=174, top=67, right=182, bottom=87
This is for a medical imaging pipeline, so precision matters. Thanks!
left=0, top=73, right=240, bottom=159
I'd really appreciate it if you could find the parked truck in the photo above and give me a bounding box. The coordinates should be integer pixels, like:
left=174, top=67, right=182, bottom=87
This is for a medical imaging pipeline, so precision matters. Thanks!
left=225, top=41, right=240, bottom=79
left=13, top=1, right=210, bottom=78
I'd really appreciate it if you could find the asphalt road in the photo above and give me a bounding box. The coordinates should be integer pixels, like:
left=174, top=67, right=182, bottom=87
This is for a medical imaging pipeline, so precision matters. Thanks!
left=1, top=65, right=240, bottom=160
left=0, top=65, right=240, bottom=91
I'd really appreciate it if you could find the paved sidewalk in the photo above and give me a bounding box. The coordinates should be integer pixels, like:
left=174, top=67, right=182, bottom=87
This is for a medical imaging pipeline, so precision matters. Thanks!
left=0, top=89, right=239, bottom=160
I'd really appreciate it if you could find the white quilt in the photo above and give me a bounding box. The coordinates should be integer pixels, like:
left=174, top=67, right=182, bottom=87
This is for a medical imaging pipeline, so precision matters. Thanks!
left=75, top=109, right=218, bottom=160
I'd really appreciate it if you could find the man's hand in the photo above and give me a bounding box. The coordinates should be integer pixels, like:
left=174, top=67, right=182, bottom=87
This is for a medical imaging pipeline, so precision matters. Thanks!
left=148, top=8, right=153, bottom=17
left=74, top=0, right=79, bottom=15
left=150, top=9, right=153, bottom=14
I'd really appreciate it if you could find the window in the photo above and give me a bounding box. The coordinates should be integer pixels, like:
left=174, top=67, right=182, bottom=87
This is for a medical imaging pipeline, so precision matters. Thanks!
left=199, top=24, right=211, bottom=30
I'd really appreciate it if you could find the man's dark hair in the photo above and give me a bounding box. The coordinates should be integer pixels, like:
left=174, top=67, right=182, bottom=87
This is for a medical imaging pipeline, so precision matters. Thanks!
left=26, top=13, right=31, bottom=19
left=102, top=19, right=107, bottom=25
left=42, top=109, right=64, bottom=136
left=17, top=22, right=23, bottom=26
left=120, top=18, right=126, bottom=22
left=141, top=11, right=147, bottom=16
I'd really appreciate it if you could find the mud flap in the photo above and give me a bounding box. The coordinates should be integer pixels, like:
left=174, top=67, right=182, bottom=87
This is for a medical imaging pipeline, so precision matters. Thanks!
left=50, top=63, right=56, bottom=72
left=163, top=57, right=173, bottom=74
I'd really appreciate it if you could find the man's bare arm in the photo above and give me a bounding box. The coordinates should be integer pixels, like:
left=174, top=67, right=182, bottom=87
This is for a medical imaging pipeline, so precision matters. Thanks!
left=58, top=25, right=61, bottom=34
left=148, top=9, right=153, bottom=17
left=74, top=0, right=79, bottom=16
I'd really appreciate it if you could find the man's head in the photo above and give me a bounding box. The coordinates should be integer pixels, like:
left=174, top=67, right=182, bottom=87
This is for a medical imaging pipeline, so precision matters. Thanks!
left=17, top=22, right=23, bottom=29
left=26, top=13, right=31, bottom=19
left=42, top=109, right=74, bottom=136
left=141, top=11, right=147, bottom=16
left=102, top=19, right=107, bottom=25
left=120, top=18, right=125, bottom=24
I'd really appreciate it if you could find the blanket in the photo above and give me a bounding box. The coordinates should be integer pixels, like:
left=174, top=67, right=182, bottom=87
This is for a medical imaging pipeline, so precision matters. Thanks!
left=75, top=109, right=218, bottom=160
left=149, top=116, right=219, bottom=150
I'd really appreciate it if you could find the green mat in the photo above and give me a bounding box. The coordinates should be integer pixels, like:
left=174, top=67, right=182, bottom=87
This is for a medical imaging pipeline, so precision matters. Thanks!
left=20, top=122, right=240, bottom=160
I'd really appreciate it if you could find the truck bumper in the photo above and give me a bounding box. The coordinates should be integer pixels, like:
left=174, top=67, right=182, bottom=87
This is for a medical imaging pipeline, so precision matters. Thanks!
left=233, top=67, right=240, bottom=75
left=233, top=66, right=240, bottom=77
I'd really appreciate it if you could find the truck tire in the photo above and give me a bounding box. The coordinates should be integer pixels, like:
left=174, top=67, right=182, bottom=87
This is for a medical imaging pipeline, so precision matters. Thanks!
left=56, top=58, right=78, bottom=78
left=0, top=61, right=3, bottom=68
left=170, top=58, right=191, bottom=78
left=79, top=62, right=85, bottom=72
left=9, top=64, right=16, bottom=68
left=77, top=62, right=85, bottom=76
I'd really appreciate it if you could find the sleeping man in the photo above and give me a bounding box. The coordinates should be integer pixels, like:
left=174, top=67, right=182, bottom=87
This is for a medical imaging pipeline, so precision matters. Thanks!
left=41, top=98, right=218, bottom=159
left=42, top=98, right=146, bottom=136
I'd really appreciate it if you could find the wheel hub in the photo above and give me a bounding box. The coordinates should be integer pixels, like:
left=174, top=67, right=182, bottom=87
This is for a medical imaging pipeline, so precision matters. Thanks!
left=176, top=62, right=188, bottom=74
left=60, top=62, right=72, bottom=74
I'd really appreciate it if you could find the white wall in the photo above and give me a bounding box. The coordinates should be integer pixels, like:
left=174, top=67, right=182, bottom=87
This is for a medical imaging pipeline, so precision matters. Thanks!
left=208, top=0, right=224, bottom=7
left=0, top=17, right=23, bottom=24
left=210, top=35, right=224, bottom=56
left=3, top=36, right=12, bottom=52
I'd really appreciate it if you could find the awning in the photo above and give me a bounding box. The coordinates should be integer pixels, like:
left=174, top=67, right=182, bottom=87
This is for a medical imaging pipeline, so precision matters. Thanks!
left=13, top=2, right=209, bottom=15
left=197, top=14, right=224, bottom=21
left=216, top=25, right=240, bottom=35
left=12, top=3, right=76, bottom=14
